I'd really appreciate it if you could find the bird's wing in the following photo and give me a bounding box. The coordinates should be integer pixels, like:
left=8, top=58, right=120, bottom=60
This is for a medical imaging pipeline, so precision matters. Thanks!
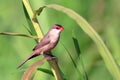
left=33, top=35, right=50, bottom=50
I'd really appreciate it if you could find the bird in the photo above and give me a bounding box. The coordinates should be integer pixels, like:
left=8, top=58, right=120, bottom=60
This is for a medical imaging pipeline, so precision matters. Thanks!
left=17, top=24, right=64, bottom=68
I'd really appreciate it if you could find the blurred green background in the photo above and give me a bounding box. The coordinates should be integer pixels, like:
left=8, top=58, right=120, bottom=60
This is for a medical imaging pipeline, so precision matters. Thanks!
left=0, top=0, right=120, bottom=80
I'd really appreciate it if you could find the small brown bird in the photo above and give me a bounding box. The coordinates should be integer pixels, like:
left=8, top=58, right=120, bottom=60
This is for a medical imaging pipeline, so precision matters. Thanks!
left=17, top=24, right=64, bottom=68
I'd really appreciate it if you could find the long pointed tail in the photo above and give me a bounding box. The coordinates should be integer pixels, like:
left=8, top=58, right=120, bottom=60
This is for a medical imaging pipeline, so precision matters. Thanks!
left=17, top=52, right=40, bottom=69
left=17, top=57, right=30, bottom=69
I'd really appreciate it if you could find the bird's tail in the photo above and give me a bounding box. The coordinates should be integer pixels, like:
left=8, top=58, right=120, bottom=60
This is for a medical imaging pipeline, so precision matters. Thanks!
left=17, top=52, right=40, bottom=69
left=17, top=57, right=30, bottom=69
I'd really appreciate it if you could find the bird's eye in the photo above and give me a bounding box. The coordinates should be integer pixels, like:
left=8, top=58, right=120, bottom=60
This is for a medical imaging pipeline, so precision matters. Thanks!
left=56, top=27, right=60, bottom=30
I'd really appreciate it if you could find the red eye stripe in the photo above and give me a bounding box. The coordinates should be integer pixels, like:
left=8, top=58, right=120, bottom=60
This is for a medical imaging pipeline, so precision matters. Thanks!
left=56, top=27, right=60, bottom=29
left=56, top=27, right=64, bottom=30
left=52, top=24, right=64, bottom=31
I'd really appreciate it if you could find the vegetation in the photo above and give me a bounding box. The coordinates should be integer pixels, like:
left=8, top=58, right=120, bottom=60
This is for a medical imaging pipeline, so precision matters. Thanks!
left=0, top=0, right=120, bottom=80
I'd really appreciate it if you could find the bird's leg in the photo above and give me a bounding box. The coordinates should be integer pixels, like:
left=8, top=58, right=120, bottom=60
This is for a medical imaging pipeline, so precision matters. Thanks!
left=43, top=53, right=58, bottom=62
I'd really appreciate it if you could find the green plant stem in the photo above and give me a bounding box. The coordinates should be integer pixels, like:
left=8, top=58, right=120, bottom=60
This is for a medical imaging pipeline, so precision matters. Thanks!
left=22, top=0, right=43, bottom=39
left=48, top=59, right=63, bottom=80
left=22, top=0, right=63, bottom=80
left=0, top=32, right=38, bottom=39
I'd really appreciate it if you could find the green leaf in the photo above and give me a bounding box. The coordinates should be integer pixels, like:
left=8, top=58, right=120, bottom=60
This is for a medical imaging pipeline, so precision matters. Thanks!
left=22, top=3, right=37, bottom=36
left=72, top=37, right=81, bottom=57
left=37, top=68, right=53, bottom=76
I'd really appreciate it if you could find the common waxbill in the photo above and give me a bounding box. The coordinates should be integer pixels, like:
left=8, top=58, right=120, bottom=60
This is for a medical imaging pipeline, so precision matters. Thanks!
left=17, top=24, right=64, bottom=68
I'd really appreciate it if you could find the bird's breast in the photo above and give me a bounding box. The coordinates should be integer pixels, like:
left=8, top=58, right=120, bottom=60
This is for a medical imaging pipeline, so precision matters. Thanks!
left=50, top=34, right=59, bottom=43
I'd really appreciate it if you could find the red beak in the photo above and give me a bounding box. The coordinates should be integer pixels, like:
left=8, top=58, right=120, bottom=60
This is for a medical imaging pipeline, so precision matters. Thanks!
left=60, top=27, right=64, bottom=31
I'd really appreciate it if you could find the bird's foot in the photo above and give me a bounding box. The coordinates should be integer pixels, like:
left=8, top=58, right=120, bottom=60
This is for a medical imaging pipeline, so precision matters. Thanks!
left=43, top=54, right=58, bottom=62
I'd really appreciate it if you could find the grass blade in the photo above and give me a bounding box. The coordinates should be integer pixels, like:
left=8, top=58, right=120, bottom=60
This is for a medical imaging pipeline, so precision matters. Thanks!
left=22, top=57, right=50, bottom=80
left=37, top=68, right=53, bottom=76
left=0, top=32, right=38, bottom=39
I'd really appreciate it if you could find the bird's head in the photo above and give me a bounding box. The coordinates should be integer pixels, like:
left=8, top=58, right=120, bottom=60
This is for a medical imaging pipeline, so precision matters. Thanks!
left=52, top=24, right=64, bottom=31
left=50, top=24, right=64, bottom=34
